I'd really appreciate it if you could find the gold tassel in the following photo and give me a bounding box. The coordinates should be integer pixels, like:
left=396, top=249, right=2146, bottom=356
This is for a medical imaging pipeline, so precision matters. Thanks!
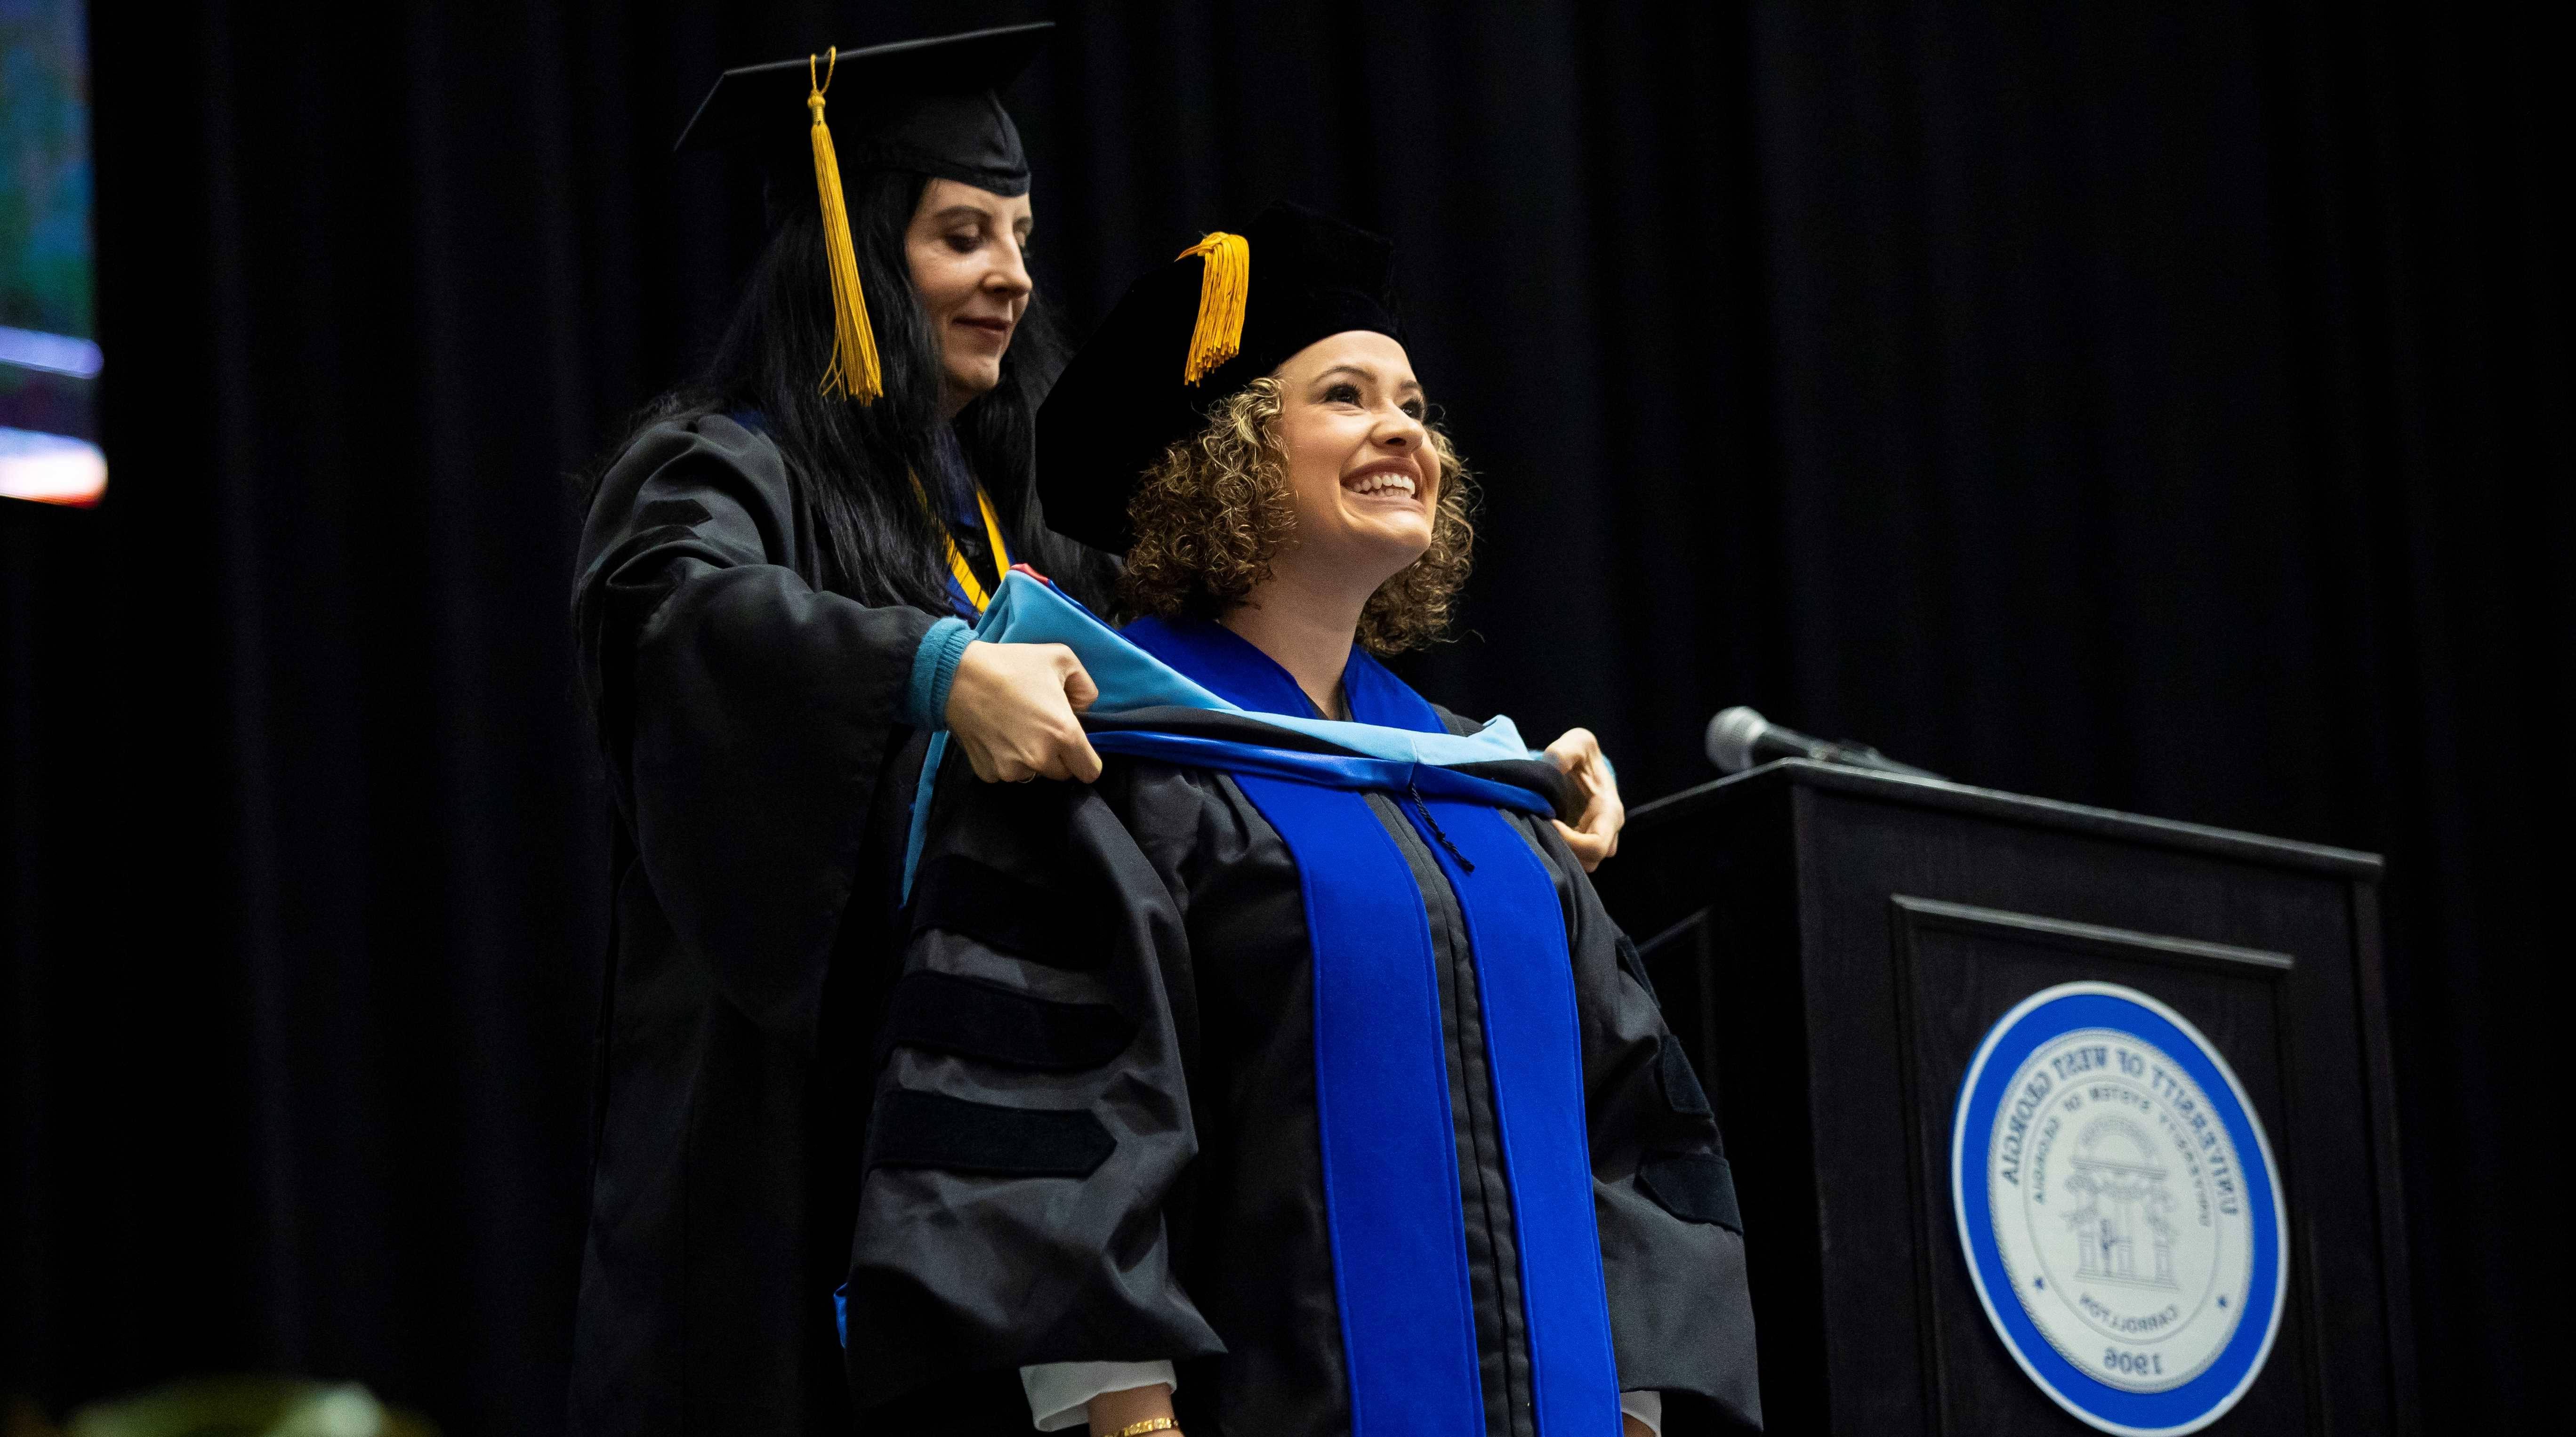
left=808, top=49, right=882, bottom=404
left=1176, top=231, right=1249, bottom=385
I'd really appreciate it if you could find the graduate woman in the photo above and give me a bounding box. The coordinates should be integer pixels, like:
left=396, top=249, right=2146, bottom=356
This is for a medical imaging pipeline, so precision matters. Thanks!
left=844, top=204, right=1758, bottom=1436
left=572, top=22, right=1630, bottom=1437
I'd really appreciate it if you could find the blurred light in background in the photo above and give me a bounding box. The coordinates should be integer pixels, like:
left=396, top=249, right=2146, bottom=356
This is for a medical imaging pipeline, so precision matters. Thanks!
left=1, top=0, right=102, bottom=508
left=0, top=425, right=104, bottom=503
left=0, top=322, right=100, bottom=376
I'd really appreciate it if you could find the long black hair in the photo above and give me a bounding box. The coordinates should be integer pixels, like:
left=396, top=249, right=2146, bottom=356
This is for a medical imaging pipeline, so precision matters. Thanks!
left=611, top=169, right=1067, bottom=611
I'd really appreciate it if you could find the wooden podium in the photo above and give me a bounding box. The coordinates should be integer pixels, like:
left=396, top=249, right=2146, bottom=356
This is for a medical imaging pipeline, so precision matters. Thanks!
left=1590, top=761, right=2415, bottom=1436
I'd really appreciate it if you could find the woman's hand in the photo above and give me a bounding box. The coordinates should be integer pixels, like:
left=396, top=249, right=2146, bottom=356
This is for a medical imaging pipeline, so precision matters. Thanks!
left=1086, top=1382, right=1178, bottom=1437
left=943, top=640, right=1104, bottom=783
left=1545, top=726, right=1625, bottom=871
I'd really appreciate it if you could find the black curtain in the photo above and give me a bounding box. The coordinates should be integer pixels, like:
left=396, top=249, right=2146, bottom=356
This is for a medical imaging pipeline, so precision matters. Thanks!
left=5, top=1, right=2563, bottom=1430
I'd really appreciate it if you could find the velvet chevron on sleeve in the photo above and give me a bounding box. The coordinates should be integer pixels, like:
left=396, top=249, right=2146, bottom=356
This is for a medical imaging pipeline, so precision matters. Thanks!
left=843, top=768, right=1228, bottom=1409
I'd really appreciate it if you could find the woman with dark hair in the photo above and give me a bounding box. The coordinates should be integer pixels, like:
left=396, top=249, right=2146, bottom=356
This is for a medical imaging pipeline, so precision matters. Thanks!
left=844, top=205, right=1756, bottom=1437
left=565, top=26, right=1116, bottom=1437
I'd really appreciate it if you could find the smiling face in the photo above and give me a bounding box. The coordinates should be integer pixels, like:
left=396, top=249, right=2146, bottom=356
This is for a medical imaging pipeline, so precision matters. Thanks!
left=1267, top=330, right=1438, bottom=598
left=1117, top=332, right=1476, bottom=658
left=903, top=177, right=1035, bottom=417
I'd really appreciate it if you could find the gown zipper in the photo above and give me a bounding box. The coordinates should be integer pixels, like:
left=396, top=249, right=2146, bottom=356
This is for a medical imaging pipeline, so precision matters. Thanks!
left=1405, top=782, right=1476, bottom=873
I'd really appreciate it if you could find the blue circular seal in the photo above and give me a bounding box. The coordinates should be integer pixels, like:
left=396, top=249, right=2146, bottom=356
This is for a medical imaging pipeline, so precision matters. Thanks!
left=1951, top=982, right=2287, bottom=1436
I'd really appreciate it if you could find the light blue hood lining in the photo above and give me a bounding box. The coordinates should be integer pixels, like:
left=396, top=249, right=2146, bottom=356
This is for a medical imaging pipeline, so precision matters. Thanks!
left=902, top=572, right=1546, bottom=897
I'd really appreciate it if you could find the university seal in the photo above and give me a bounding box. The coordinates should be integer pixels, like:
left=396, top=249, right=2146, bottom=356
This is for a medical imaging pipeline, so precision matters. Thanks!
left=1950, top=981, right=2288, bottom=1435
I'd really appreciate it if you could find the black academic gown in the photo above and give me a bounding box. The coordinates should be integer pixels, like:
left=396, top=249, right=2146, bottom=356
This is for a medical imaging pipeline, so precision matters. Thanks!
left=847, top=725, right=1764, bottom=1435
left=567, top=412, right=1098, bottom=1437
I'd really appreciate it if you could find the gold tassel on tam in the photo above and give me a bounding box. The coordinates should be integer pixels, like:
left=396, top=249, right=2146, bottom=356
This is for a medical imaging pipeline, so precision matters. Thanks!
left=808, top=49, right=883, bottom=404
left=1176, top=231, right=1249, bottom=384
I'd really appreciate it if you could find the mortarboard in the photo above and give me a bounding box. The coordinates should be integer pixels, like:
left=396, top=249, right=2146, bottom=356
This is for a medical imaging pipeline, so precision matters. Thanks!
left=1037, top=201, right=1407, bottom=553
left=675, top=22, right=1053, bottom=404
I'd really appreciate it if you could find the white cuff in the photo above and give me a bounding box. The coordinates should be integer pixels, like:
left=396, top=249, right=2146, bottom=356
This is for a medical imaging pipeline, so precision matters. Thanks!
left=1019, top=1360, right=1180, bottom=1432
left=1619, top=1389, right=1663, bottom=1436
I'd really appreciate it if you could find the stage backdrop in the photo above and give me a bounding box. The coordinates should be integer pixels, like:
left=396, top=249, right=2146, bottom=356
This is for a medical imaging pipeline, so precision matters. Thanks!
left=4, top=1, right=2566, bottom=1431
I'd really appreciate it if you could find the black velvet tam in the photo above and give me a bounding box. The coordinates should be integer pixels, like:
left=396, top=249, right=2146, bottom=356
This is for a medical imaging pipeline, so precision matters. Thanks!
left=674, top=22, right=1050, bottom=198
left=1037, top=201, right=1408, bottom=552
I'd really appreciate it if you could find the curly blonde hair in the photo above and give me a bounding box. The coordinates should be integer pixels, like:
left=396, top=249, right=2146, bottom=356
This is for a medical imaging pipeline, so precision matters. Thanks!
left=1117, top=377, right=1478, bottom=655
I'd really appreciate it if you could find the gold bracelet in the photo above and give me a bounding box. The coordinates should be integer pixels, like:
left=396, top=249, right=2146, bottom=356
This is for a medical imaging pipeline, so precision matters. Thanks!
left=1111, top=1420, right=1178, bottom=1437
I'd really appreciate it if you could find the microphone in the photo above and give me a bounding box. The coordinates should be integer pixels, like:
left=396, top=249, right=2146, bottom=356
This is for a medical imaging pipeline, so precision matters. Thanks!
left=1704, top=706, right=1942, bottom=779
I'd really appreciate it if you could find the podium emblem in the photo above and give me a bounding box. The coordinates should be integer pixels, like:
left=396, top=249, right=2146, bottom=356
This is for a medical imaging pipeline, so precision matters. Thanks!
left=1951, top=982, right=2287, bottom=1435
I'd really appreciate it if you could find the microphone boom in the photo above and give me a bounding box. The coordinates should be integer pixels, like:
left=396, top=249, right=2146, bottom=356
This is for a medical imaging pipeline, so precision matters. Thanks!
left=1703, top=706, right=1941, bottom=780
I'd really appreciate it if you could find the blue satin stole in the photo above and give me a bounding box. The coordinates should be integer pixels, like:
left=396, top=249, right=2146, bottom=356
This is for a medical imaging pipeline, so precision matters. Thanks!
left=1119, top=616, right=1624, bottom=1437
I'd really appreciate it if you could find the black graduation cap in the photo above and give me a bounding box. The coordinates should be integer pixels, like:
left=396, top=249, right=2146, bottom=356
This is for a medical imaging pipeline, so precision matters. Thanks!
left=675, top=22, right=1050, bottom=195
left=1037, top=201, right=1407, bottom=552
left=674, top=23, right=1053, bottom=402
